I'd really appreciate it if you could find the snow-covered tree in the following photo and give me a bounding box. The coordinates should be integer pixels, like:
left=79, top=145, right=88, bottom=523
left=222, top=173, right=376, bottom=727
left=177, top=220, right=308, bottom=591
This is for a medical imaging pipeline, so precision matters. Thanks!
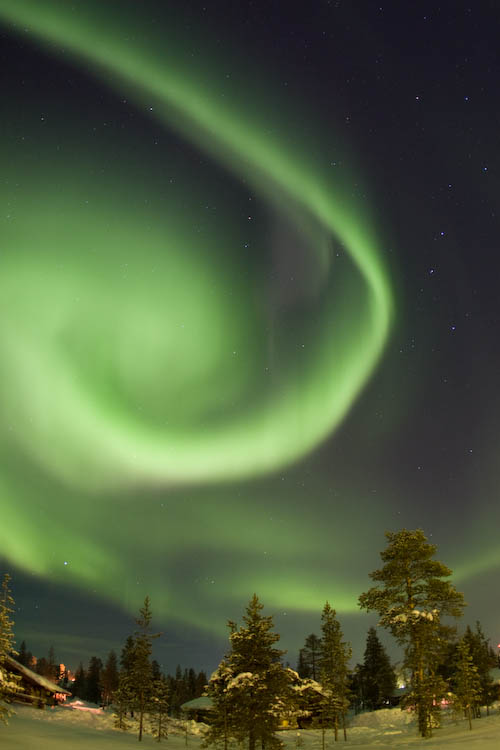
left=357, top=627, right=396, bottom=710
left=318, top=603, right=351, bottom=742
left=113, top=673, right=134, bottom=731
left=204, top=594, right=293, bottom=750
left=113, top=597, right=160, bottom=738
left=130, top=596, right=160, bottom=741
left=150, top=675, right=169, bottom=742
left=359, top=529, right=465, bottom=737
left=0, top=573, right=19, bottom=725
left=297, top=634, right=321, bottom=680
left=463, top=622, right=497, bottom=716
left=451, top=638, right=482, bottom=730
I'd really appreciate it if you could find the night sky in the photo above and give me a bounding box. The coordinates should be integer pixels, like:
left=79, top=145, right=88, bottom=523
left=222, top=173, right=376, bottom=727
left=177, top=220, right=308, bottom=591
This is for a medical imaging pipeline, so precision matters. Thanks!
left=1, top=0, right=499, bottom=674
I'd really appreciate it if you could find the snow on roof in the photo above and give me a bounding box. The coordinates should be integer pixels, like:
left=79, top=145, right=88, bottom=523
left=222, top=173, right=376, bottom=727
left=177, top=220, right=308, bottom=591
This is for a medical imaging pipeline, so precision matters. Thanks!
left=180, top=697, right=214, bottom=711
left=4, top=655, right=71, bottom=695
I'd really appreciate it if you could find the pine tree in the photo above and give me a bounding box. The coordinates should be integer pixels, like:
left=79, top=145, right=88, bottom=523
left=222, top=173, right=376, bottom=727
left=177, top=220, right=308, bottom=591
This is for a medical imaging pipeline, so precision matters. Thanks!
left=195, top=670, right=208, bottom=698
left=463, top=622, right=497, bottom=716
left=150, top=674, right=169, bottom=742
left=0, top=574, right=19, bottom=725
left=359, top=529, right=465, bottom=737
left=203, top=660, right=233, bottom=750
left=297, top=634, right=321, bottom=680
left=47, top=646, right=59, bottom=683
left=166, top=664, right=185, bottom=716
left=130, top=596, right=160, bottom=741
left=86, top=656, right=103, bottom=705
left=101, top=650, right=119, bottom=707
left=120, top=635, right=135, bottom=676
left=358, top=627, right=396, bottom=710
left=451, top=638, right=482, bottom=729
left=296, top=649, right=309, bottom=679
left=151, top=660, right=162, bottom=681
left=114, top=672, right=134, bottom=731
left=318, top=603, right=351, bottom=742
left=17, top=640, right=31, bottom=667
left=187, top=667, right=197, bottom=700
left=204, top=594, right=293, bottom=750
left=114, top=634, right=137, bottom=728
left=349, top=664, right=364, bottom=714
left=72, top=662, right=87, bottom=699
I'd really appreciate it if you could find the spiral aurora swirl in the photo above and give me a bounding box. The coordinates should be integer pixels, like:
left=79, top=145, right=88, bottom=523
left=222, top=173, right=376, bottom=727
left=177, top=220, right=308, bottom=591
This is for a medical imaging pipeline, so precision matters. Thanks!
left=0, top=0, right=393, bottom=493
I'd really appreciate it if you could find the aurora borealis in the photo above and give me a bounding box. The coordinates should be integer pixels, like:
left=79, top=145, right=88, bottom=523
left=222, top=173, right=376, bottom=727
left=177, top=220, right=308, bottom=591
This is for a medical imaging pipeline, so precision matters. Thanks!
left=1, top=0, right=500, bottom=670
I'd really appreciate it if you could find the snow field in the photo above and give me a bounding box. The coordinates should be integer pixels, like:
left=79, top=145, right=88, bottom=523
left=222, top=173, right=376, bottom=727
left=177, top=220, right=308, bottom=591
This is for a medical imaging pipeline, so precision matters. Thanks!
left=1, top=703, right=500, bottom=750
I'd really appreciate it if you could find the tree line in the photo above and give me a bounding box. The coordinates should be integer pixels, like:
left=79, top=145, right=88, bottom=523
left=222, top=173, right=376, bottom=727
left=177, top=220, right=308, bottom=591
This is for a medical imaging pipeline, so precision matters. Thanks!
left=15, top=626, right=208, bottom=720
left=2, top=528, right=500, bottom=743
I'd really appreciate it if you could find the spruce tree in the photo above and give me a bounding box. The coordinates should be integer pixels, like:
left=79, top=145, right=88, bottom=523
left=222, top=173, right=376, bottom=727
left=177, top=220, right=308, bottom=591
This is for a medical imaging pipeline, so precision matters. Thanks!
left=195, top=670, right=208, bottom=698
left=120, top=635, right=135, bottom=676
left=150, top=674, right=169, bottom=742
left=86, top=656, right=103, bottom=705
left=72, top=662, right=87, bottom=699
left=48, top=646, right=59, bottom=683
left=205, top=594, right=293, bottom=750
left=114, top=673, right=134, bottom=731
left=318, top=603, right=351, bottom=742
left=17, top=640, right=31, bottom=667
left=451, top=638, right=482, bottom=730
left=463, top=622, right=497, bottom=716
left=0, top=574, right=19, bottom=724
left=130, top=596, right=160, bottom=741
left=358, top=627, right=396, bottom=710
left=296, top=649, right=309, bottom=679
left=359, top=529, right=465, bottom=737
left=101, top=650, right=119, bottom=707
left=297, top=634, right=321, bottom=680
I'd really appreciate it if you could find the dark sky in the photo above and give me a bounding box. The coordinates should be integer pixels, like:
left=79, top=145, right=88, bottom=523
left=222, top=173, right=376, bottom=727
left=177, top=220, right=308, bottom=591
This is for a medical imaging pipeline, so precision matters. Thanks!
left=1, top=0, right=499, bottom=675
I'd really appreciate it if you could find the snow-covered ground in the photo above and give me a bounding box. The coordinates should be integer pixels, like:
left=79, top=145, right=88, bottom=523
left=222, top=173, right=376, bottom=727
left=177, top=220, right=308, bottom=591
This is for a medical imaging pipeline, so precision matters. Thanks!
left=1, top=703, right=500, bottom=749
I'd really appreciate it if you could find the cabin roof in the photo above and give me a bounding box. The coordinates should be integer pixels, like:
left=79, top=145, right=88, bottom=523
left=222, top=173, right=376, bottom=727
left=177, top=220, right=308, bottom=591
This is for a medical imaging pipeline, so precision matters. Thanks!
left=4, top=655, right=71, bottom=696
left=181, top=696, right=214, bottom=711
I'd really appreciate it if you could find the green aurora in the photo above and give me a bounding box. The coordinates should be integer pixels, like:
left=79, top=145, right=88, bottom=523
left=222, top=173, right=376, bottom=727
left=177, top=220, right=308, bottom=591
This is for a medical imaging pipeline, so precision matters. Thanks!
left=4, top=1, right=496, bottom=662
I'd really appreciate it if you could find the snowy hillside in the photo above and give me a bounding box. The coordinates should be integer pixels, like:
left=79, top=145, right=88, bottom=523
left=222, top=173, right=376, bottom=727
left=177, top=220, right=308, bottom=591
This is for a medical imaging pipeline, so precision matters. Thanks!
left=1, top=704, right=500, bottom=749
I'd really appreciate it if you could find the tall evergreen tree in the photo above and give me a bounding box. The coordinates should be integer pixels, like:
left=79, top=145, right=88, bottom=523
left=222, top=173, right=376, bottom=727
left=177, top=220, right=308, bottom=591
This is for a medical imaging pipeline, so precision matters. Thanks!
left=463, top=622, right=497, bottom=715
left=72, top=662, right=87, bottom=699
left=17, top=640, right=32, bottom=668
left=115, top=633, right=136, bottom=728
left=296, top=649, right=309, bottom=679
left=358, top=627, right=396, bottom=710
left=195, top=670, right=208, bottom=698
left=120, top=635, right=135, bottom=676
left=297, top=634, right=321, bottom=680
left=204, top=594, right=293, bottom=750
left=48, top=646, right=59, bottom=683
left=0, top=574, right=19, bottom=724
left=187, top=667, right=197, bottom=700
left=35, top=657, right=49, bottom=678
left=101, top=650, right=119, bottom=707
left=359, top=529, right=465, bottom=738
left=319, top=603, right=351, bottom=742
left=451, top=638, right=482, bottom=730
left=130, top=596, right=160, bottom=741
left=114, top=673, right=133, bottom=731
left=150, top=674, right=169, bottom=742
left=86, top=656, right=103, bottom=705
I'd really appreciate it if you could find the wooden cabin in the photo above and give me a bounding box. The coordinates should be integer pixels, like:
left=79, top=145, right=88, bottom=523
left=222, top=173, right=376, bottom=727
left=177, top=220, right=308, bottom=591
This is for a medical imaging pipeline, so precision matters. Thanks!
left=180, top=696, right=214, bottom=723
left=3, top=655, right=71, bottom=708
